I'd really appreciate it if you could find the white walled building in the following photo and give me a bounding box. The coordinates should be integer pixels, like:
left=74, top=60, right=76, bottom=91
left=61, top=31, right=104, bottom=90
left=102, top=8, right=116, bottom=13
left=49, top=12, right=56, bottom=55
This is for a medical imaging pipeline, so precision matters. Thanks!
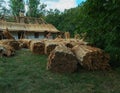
left=0, top=17, right=60, bottom=40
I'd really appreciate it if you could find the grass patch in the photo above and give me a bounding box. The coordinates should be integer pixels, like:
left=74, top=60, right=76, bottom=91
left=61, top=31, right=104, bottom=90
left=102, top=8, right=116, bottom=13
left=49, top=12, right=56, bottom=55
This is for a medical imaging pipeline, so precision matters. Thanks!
left=0, top=49, right=120, bottom=93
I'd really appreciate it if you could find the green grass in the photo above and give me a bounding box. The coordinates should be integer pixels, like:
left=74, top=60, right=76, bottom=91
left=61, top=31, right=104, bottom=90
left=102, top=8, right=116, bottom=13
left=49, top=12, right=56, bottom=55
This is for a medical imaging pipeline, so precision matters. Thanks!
left=0, top=49, right=120, bottom=93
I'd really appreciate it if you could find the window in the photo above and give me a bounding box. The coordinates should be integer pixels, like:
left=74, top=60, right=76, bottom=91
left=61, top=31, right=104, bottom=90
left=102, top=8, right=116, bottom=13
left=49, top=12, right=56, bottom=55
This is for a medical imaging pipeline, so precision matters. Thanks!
left=34, top=33, right=39, bottom=38
left=18, top=31, right=24, bottom=39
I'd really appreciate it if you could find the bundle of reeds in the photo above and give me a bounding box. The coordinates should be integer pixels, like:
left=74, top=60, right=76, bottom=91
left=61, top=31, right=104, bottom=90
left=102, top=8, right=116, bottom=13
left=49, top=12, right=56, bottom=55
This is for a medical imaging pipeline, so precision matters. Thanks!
left=30, top=40, right=45, bottom=54
left=0, top=44, right=15, bottom=57
left=47, top=45, right=78, bottom=73
left=61, top=40, right=74, bottom=48
left=0, top=39, right=20, bottom=50
left=67, top=39, right=88, bottom=46
left=44, top=41, right=59, bottom=55
left=18, top=39, right=32, bottom=48
left=64, top=32, right=70, bottom=39
left=72, top=45, right=110, bottom=70
left=54, top=39, right=87, bottom=48
left=74, top=34, right=80, bottom=39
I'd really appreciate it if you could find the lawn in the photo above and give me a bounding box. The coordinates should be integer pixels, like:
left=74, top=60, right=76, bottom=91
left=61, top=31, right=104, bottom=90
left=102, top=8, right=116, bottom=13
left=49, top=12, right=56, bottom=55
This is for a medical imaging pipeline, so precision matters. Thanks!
left=0, top=49, right=120, bottom=93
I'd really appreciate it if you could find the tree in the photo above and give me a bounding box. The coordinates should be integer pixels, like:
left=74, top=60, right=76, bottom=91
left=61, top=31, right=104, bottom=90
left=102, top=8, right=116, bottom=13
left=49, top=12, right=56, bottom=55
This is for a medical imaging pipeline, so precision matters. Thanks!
left=0, top=0, right=10, bottom=16
left=45, top=0, right=120, bottom=67
left=45, top=8, right=79, bottom=36
left=45, top=9, right=61, bottom=27
left=9, top=0, right=24, bottom=16
left=82, top=0, right=120, bottom=66
left=27, top=0, right=46, bottom=17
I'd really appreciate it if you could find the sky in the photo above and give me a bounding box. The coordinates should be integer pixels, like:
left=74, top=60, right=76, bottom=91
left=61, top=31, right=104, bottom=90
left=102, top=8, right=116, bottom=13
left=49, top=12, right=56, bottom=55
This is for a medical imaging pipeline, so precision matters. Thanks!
left=3, top=0, right=86, bottom=12
left=40, top=0, right=85, bottom=11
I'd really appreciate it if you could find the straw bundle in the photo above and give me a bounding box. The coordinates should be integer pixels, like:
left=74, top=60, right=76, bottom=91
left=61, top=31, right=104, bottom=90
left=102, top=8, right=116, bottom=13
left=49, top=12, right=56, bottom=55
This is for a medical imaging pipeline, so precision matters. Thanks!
left=74, top=34, right=80, bottom=39
left=44, top=41, right=59, bottom=55
left=53, top=38, right=64, bottom=42
left=30, top=40, right=45, bottom=54
left=54, top=39, right=87, bottom=48
left=72, top=45, right=110, bottom=70
left=47, top=45, right=78, bottom=73
left=64, top=32, right=70, bottom=39
left=18, top=39, right=32, bottom=48
left=68, top=39, right=87, bottom=46
left=0, top=39, right=20, bottom=50
left=0, top=44, right=15, bottom=57
left=61, top=40, right=74, bottom=48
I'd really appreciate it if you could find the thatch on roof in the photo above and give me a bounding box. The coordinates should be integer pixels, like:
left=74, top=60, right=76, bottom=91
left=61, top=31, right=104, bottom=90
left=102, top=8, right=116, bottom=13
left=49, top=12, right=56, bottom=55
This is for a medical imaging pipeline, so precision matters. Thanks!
left=0, top=21, right=60, bottom=33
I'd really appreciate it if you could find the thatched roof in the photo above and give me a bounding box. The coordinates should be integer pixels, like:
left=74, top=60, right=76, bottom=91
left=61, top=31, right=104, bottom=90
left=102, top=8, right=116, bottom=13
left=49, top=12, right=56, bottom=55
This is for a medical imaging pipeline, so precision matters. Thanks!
left=0, top=21, right=60, bottom=33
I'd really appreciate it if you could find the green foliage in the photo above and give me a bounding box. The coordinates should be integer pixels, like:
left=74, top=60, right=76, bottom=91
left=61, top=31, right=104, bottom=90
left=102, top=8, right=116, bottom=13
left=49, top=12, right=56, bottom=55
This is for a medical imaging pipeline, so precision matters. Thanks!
left=82, top=0, right=120, bottom=67
left=45, top=0, right=120, bottom=67
left=27, top=0, right=46, bottom=17
left=45, top=9, right=61, bottom=28
left=9, top=0, right=24, bottom=16
left=45, top=8, right=78, bottom=36
left=0, top=50, right=120, bottom=93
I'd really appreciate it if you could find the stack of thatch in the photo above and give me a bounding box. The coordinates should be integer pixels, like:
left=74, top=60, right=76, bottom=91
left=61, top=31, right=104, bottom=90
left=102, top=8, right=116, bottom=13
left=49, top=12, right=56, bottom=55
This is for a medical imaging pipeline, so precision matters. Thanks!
left=47, top=45, right=78, bottom=73
left=64, top=32, right=70, bottom=39
left=64, top=42, right=74, bottom=48
left=53, top=39, right=87, bottom=48
left=0, top=44, right=15, bottom=57
left=66, top=39, right=88, bottom=46
left=74, top=34, right=80, bottom=39
left=18, top=39, right=32, bottom=48
left=0, top=39, right=20, bottom=50
left=2, top=29, right=15, bottom=40
left=44, top=41, right=59, bottom=55
left=30, top=40, right=45, bottom=54
left=53, top=38, right=64, bottom=42
left=72, top=45, right=110, bottom=70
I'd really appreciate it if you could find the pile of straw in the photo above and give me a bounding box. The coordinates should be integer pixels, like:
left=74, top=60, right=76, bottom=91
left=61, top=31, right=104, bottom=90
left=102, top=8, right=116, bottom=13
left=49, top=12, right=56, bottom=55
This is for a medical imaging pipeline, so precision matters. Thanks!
left=0, top=44, right=15, bottom=57
left=47, top=45, right=78, bottom=73
left=72, top=45, right=110, bottom=70
left=18, top=39, right=32, bottom=48
left=0, top=39, right=20, bottom=50
left=44, top=41, right=59, bottom=55
left=30, top=40, right=45, bottom=54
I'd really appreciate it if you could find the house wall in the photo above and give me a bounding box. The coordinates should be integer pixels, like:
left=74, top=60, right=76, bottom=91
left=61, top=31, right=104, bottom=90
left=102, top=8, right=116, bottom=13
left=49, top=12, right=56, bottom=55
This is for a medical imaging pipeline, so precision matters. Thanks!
left=27, top=33, right=35, bottom=39
left=27, top=32, right=45, bottom=39
left=11, top=32, right=54, bottom=40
